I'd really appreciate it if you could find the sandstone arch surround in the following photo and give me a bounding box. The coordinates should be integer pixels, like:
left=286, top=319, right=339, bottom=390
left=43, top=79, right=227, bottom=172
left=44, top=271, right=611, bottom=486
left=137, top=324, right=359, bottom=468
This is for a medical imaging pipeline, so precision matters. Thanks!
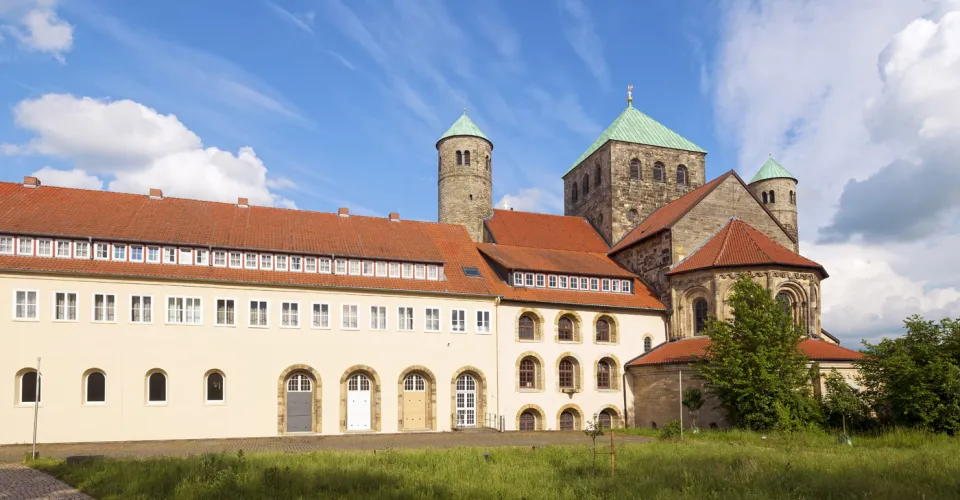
left=596, top=404, right=624, bottom=428
left=516, top=404, right=546, bottom=431
left=678, top=285, right=712, bottom=338
left=556, top=403, right=585, bottom=431
left=555, top=352, right=584, bottom=393
left=515, top=351, right=546, bottom=392
left=397, top=365, right=438, bottom=431
left=515, top=308, right=545, bottom=342
left=553, top=310, right=583, bottom=343
left=340, top=365, right=382, bottom=432
left=591, top=312, right=620, bottom=344
left=277, top=364, right=322, bottom=435
left=594, top=353, right=622, bottom=391
left=449, top=366, right=487, bottom=429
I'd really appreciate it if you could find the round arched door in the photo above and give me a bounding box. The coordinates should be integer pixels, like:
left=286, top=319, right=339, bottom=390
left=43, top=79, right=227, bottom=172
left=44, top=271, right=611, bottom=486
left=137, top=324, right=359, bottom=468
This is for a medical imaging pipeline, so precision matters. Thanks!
left=455, top=374, right=476, bottom=428
left=402, top=374, right=427, bottom=430
left=347, top=373, right=372, bottom=431
left=285, top=373, right=312, bottom=433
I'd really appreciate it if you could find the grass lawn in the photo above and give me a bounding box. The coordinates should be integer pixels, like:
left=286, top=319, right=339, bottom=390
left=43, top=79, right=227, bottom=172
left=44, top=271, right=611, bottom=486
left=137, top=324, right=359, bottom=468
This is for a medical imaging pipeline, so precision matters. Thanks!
left=32, top=430, right=960, bottom=499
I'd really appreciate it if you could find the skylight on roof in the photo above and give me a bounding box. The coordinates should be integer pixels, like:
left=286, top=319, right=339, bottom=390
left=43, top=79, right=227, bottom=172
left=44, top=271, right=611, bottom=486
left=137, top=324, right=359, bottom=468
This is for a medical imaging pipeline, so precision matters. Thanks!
left=462, top=266, right=482, bottom=278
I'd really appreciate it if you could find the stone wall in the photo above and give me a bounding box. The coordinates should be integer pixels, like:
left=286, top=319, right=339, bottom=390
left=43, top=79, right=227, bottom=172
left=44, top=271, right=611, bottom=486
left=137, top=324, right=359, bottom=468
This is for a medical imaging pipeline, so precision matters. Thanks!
left=747, top=177, right=799, bottom=244
left=438, top=136, right=493, bottom=243
left=630, top=364, right=728, bottom=429
left=563, top=144, right=612, bottom=244
left=611, top=231, right=673, bottom=308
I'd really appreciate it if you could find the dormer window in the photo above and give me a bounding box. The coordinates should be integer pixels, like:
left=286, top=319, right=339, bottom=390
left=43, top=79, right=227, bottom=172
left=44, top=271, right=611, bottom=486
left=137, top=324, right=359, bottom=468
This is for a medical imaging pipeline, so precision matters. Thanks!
left=525, top=273, right=534, bottom=287
left=56, top=240, right=71, bottom=258
left=569, top=276, right=579, bottom=290
left=348, top=260, right=360, bottom=275
left=389, top=262, right=400, bottom=278
left=362, top=261, right=374, bottom=276
left=260, top=254, right=273, bottom=270
left=611, top=280, right=619, bottom=292
left=335, top=258, right=347, bottom=274
left=37, top=239, right=53, bottom=257
left=245, top=253, right=258, bottom=269
left=559, top=276, right=568, bottom=289
left=130, top=245, right=144, bottom=262
left=0, top=236, right=14, bottom=255
left=75, top=241, right=90, bottom=259
left=375, top=262, right=387, bottom=277
left=229, top=251, right=242, bottom=268
left=164, top=248, right=177, bottom=264
left=590, top=278, right=599, bottom=291
left=178, top=248, right=193, bottom=265
left=535, top=274, right=545, bottom=287
left=213, top=251, right=227, bottom=267
left=276, top=255, right=288, bottom=271
left=427, top=265, right=438, bottom=280
left=401, top=263, right=413, bottom=279
left=548, top=275, right=557, bottom=288
left=414, top=264, right=426, bottom=280
left=319, top=257, right=332, bottom=273
left=112, top=244, right=127, bottom=261
left=195, top=249, right=208, bottom=266
left=601, top=279, right=610, bottom=292
left=18, top=237, right=34, bottom=256
left=304, top=257, right=317, bottom=273
left=622, top=280, right=631, bottom=293
left=290, top=256, right=302, bottom=272
left=513, top=272, right=524, bottom=286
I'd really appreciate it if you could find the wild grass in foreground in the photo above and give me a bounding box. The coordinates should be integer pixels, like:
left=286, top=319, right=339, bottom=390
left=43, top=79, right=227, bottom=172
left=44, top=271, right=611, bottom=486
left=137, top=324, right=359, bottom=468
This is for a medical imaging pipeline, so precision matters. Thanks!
left=33, top=430, right=960, bottom=500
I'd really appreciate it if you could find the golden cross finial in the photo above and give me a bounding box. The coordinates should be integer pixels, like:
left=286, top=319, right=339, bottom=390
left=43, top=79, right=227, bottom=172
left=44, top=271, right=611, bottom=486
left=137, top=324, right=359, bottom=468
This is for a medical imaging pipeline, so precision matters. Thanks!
left=627, top=84, right=634, bottom=104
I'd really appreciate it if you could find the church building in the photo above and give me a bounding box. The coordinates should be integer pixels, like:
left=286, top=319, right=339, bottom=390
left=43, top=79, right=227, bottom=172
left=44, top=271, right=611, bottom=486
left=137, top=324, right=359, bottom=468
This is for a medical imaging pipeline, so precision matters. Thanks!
left=0, top=94, right=861, bottom=445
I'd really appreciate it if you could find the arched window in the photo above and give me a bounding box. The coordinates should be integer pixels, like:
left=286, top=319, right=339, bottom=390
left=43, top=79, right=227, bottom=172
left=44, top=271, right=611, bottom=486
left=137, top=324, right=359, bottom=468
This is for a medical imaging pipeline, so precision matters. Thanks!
left=455, top=151, right=462, bottom=165
left=597, top=360, right=611, bottom=389
left=559, top=358, right=575, bottom=389
left=595, top=319, right=611, bottom=342
left=85, top=371, right=106, bottom=404
left=582, top=174, right=590, bottom=196
left=519, top=410, right=536, bottom=431
left=769, top=190, right=775, bottom=203
left=464, top=150, right=471, bottom=166
left=19, top=370, right=40, bottom=404
left=518, top=314, right=537, bottom=340
left=627, top=208, right=639, bottom=223
left=348, top=373, right=371, bottom=391
left=148, top=371, right=167, bottom=403
left=643, top=336, right=652, bottom=352
left=790, top=190, right=795, bottom=204
left=486, top=156, right=490, bottom=170
left=206, top=371, right=224, bottom=403
left=287, top=373, right=312, bottom=392
left=629, top=159, right=641, bottom=179
left=571, top=182, right=579, bottom=203
left=598, top=409, right=614, bottom=429
left=694, top=298, right=709, bottom=334
left=653, top=162, right=665, bottom=182
left=776, top=292, right=793, bottom=320
left=558, top=316, right=574, bottom=341
left=404, top=373, right=425, bottom=391
left=676, top=165, right=688, bottom=185
left=594, top=165, right=601, bottom=187
left=519, top=358, right=537, bottom=389
left=762, top=191, right=768, bottom=204
left=560, top=410, right=576, bottom=430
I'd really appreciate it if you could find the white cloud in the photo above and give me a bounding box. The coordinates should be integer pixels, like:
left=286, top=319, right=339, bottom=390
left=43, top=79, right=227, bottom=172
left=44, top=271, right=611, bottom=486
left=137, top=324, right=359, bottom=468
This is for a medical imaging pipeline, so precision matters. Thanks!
left=6, top=93, right=294, bottom=208
left=558, top=0, right=610, bottom=89
left=496, top=188, right=563, bottom=213
left=1, top=0, right=73, bottom=60
left=263, top=0, right=313, bottom=35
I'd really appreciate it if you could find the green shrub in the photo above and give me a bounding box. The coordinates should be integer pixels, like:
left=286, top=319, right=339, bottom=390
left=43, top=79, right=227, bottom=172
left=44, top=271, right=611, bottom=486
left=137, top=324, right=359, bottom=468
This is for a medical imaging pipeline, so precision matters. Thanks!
left=660, top=419, right=683, bottom=439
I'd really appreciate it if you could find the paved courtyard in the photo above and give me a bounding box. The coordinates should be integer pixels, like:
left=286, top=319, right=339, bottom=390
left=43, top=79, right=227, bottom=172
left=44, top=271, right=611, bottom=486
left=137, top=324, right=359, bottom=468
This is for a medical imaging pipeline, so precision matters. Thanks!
left=0, top=464, right=91, bottom=499
left=0, top=431, right=650, bottom=463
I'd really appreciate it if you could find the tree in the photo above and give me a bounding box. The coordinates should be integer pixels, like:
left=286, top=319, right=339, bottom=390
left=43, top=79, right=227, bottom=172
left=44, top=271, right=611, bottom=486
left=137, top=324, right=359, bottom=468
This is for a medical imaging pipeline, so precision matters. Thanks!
left=695, top=275, right=821, bottom=431
left=858, top=316, right=960, bottom=434
left=821, top=370, right=874, bottom=433
left=682, top=387, right=705, bottom=429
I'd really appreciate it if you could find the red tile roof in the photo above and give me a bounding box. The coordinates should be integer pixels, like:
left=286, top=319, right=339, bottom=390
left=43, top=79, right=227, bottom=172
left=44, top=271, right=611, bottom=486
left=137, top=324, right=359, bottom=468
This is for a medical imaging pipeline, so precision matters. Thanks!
left=609, top=172, right=733, bottom=254
left=667, top=218, right=826, bottom=277
left=484, top=209, right=610, bottom=252
left=628, top=337, right=863, bottom=366
left=477, top=243, right=634, bottom=278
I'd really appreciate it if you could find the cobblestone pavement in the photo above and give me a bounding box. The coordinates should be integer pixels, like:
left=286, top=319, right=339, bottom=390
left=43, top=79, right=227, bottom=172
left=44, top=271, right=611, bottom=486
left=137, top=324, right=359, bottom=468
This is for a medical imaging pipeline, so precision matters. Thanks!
left=0, top=464, right=91, bottom=499
left=0, top=431, right=651, bottom=463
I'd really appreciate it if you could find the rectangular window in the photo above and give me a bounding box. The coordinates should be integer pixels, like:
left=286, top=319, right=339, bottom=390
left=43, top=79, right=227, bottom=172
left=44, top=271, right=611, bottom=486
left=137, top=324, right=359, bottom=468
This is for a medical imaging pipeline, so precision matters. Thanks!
left=245, top=253, right=258, bottom=269
left=37, top=239, right=52, bottom=257
left=312, top=303, right=330, bottom=328
left=590, top=278, right=599, bottom=291
left=56, top=241, right=71, bottom=258
left=249, top=300, right=268, bottom=327
left=569, top=276, right=579, bottom=290
left=375, top=262, right=387, bottom=277
left=216, top=299, right=235, bottom=326
left=513, top=272, right=524, bottom=286
left=548, top=275, right=557, bottom=288
left=414, top=264, right=426, bottom=280
left=213, top=251, right=227, bottom=267
left=260, top=254, right=273, bottom=270
left=319, top=258, right=332, bottom=273
left=129, top=245, right=144, bottom=262
left=112, top=244, right=126, bottom=261
left=17, top=237, right=34, bottom=256
left=427, top=265, right=438, bottom=280
left=536, top=274, right=545, bottom=287
left=401, top=263, right=413, bottom=279
left=94, top=242, right=109, bottom=260
left=229, top=252, right=242, bottom=268
left=14, top=290, right=38, bottom=320
left=167, top=296, right=201, bottom=324
left=163, top=248, right=177, bottom=264
left=281, top=302, right=299, bottom=328
left=622, top=280, right=632, bottom=293
left=194, top=250, right=208, bottom=266
left=147, top=246, right=161, bottom=263
left=348, top=260, right=361, bottom=275
left=398, top=307, right=414, bottom=331
left=54, top=292, right=77, bottom=321
left=389, top=262, right=400, bottom=278
left=581, top=277, right=589, bottom=290
left=362, top=261, right=374, bottom=276
left=74, top=241, right=90, bottom=259
left=304, top=257, right=317, bottom=273
left=611, top=280, right=620, bottom=292
left=0, top=236, right=13, bottom=255
left=370, top=306, right=387, bottom=330
left=451, top=309, right=466, bottom=333
left=425, top=308, right=440, bottom=332
left=130, top=295, right=152, bottom=323
left=335, top=258, right=347, bottom=275
left=476, top=310, right=491, bottom=333
left=290, top=256, right=302, bottom=272
left=93, top=293, right=116, bottom=322
left=602, top=279, right=611, bottom=292
left=559, top=276, right=568, bottom=289
left=525, top=273, right=534, bottom=287
left=275, top=255, right=288, bottom=271
left=178, top=248, right=193, bottom=265
left=341, top=304, right=358, bottom=330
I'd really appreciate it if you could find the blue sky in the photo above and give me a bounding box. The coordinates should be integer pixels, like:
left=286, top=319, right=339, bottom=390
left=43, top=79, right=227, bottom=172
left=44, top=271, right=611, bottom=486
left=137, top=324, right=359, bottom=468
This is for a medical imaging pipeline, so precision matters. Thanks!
left=3, top=0, right=960, bottom=345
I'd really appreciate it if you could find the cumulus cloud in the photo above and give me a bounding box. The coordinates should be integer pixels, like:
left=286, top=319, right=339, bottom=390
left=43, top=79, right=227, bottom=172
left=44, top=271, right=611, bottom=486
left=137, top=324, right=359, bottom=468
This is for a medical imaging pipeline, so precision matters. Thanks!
left=5, top=93, right=294, bottom=207
left=496, top=187, right=563, bottom=213
left=0, top=0, right=73, bottom=60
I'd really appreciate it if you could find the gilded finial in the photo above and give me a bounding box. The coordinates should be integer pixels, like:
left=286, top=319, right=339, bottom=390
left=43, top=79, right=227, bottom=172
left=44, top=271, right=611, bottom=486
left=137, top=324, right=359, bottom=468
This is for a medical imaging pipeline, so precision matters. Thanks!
left=463, top=107, right=467, bottom=115
left=627, top=84, right=633, bottom=105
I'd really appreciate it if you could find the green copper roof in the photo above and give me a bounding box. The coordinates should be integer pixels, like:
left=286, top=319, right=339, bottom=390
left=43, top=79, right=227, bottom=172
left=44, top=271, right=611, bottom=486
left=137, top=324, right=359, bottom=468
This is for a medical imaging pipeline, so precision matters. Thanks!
left=567, top=104, right=705, bottom=173
left=437, top=112, right=490, bottom=146
left=750, top=157, right=797, bottom=183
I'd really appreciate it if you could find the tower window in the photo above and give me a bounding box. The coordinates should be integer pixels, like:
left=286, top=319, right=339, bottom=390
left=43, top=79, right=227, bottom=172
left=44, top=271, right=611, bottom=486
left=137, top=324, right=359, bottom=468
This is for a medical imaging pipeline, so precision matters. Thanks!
left=469, top=194, right=473, bottom=201
left=769, top=190, right=775, bottom=203
left=653, top=162, right=665, bottom=182
left=629, top=159, right=640, bottom=180
left=694, top=298, right=708, bottom=334
left=456, top=151, right=463, bottom=165
left=486, top=156, right=490, bottom=170
left=762, top=192, right=768, bottom=204
left=790, top=191, right=795, bottom=204
left=571, top=182, right=579, bottom=203
left=594, top=164, right=601, bottom=187
left=627, top=209, right=638, bottom=222
left=464, top=151, right=471, bottom=166
left=583, top=174, right=590, bottom=196
left=676, top=165, right=688, bottom=185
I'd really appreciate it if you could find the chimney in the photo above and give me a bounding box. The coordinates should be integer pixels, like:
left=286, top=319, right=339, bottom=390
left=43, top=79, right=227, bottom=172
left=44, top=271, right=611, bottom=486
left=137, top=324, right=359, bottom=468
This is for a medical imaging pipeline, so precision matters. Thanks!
left=149, top=188, right=163, bottom=200
left=237, top=197, right=249, bottom=208
left=23, top=176, right=40, bottom=188
left=388, top=212, right=400, bottom=222
left=338, top=207, right=350, bottom=217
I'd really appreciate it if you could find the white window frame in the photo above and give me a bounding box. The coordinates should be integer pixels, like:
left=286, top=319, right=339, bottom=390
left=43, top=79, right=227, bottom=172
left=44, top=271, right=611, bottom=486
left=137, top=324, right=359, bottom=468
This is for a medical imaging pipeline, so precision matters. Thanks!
left=611, top=280, right=620, bottom=293
left=590, top=278, right=599, bottom=291
left=19, top=370, right=41, bottom=405
left=162, top=247, right=177, bottom=264
left=146, top=371, right=167, bottom=406
left=55, top=240, right=71, bottom=259
left=398, top=306, right=414, bottom=331
left=260, top=254, right=273, bottom=271
left=74, top=241, right=90, bottom=259
left=424, top=307, right=441, bottom=333
left=146, top=246, right=161, bottom=264
left=165, top=296, right=202, bottom=325
left=290, top=256, right=302, bottom=272
left=451, top=309, right=466, bottom=333
left=229, top=251, right=243, bottom=269
left=334, top=258, right=347, bottom=275
left=569, top=276, right=579, bottom=290
left=548, top=275, right=557, bottom=288
left=427, top=265, right=438, bottom=280
left=559, top=276, right=568, bottom=289
left=304, top=257, right=317, bottom=273
left=341, top=304, right=359, bottom=330
left=83, top=371, right=106, bottom=406
left=0, top=235, right=14, bottom=255
left=178, top=248, right=193, bottom=265
left=348, top=260, right=361, bottom=276
left=129, top=294, right=153, bottom=324
left=248, top=299, right=269, bottom=328
left=17, top=236, right=34, bottom=256
left=311, top=302, right=330, bottom=329
left=401, top=263, right=413, bottom=279
left=475, top=310, right=491, bottom=334
left=129, top=245, right=144, bottom=262
left=513, top=272, right=524, bottom=286
left=195, top=249, right=209, bottom=266
left=414, top=264, right=426, bottom=280
left=362, top=260, right=374, bottom=276
left=215, top=298, right=236, bottom=327
left=245, top=253, right=259, bottom=270
left=622, top=280, right=632, bottom=293
left=375, top=262, right=387, bottom=277
left=36, top=238, right=53, bottom=257
left=92, top=293, right=117, bottom=323
left=52, top=291, right=78, bottom=322
left=13, top=289, right=39, bottom=321
left=536, top=274, right=546, bottom=288
left=370, top=305, right=387, bottom=331
left=110, top=243, right=126, bottom=261
left=525, top=273, right=535, bottom=287
left=280, top=301, right=300, bottom=328
left=275, top=255, right=288, bottom=271
left=389, top=262, right=400, bottom=278
left=205, top=371, right=225, bottom=405
left=439, top=266, right=446, bottom=281
left=580, top=277, right=589, bottom=290
left=602, top=279, right=611, bottom=292
left=213, top=251, right=227, bottom=268
left=94, top=242, right=109, bottom=260
left=319, top=257, right=332, bottom=274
